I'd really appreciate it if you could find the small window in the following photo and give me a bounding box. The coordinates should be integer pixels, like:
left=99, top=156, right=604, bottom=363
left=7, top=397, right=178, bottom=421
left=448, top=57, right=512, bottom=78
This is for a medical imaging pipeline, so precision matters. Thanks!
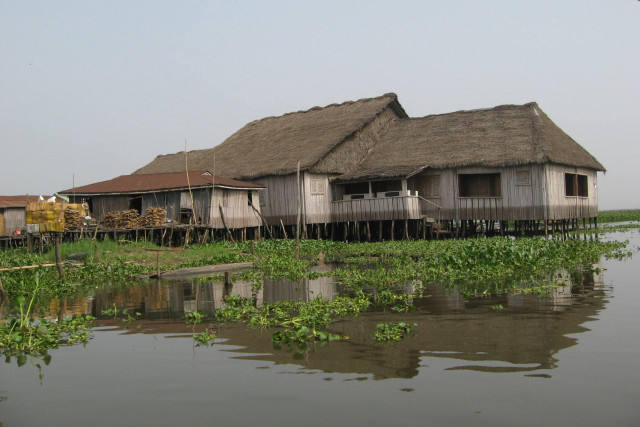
left=459, top=173, right=501, bottom=197
left=423, top=175, right=441, bottom=197
left=310, top=179, right=325, bottom=195
left=565, top=173, right=588, bottom=197
left=247, top=191, right=253, bottom=206
left=516, top=171, right=531, bottom=186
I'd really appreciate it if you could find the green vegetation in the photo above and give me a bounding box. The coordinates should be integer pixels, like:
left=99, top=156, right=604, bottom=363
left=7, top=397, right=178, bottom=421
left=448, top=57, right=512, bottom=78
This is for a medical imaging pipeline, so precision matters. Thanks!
left=374, top=322, right=417, bottom=343
left=1, top=233, right=633, bottom=359
left=598, top=209, right=640, bottom=223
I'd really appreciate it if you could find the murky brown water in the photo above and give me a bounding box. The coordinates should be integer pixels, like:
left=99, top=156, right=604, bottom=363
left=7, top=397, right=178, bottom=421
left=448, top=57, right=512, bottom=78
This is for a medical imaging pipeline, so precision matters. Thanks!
left=2, top=230, right=639, bottom=426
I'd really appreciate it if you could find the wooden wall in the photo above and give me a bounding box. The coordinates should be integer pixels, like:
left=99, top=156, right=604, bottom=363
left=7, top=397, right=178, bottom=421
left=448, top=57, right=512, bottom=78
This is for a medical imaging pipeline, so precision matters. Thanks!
left=91, top=195, right=130, bottom=220
left=544, top=164, right=598, bottom=219
left=408, top=164, right=599, bottom=221
left=209, top=188, right=262, bottom=229
left=332, top=196, right=421, bottom=223
left=252, top=174, right=300, bottom=226
left=0, top=208, right=25, bottom=236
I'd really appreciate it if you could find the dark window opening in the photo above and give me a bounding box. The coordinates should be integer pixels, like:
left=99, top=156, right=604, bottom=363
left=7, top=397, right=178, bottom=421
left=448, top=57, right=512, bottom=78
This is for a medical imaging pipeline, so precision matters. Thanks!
left=371, top=180, right=402, bottom=193
left=344, top=182, right=369, bottom=195
left=565, top=173, right=588, bottom=197
left=458, top=173, right=501, bottom=197
left=247, top=191, right=253, bottom=206
left=128, top=196, right=142, bottom=214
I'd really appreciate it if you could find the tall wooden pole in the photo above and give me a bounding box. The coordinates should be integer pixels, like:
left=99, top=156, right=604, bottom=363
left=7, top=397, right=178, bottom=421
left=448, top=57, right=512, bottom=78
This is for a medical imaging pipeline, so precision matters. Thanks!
left=296, top=160, right=301, bottom=260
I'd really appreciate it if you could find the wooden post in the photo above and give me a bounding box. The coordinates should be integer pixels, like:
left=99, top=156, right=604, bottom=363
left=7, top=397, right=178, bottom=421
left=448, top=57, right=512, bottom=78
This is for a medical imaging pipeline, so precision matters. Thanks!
left=280, top=219, right=288, bottom=239
left=94, top=243, right=99, bottom=262
left=55, top=234, right=65, bottom=280
left=219, top=206, right=235, bottom=243
left=0, top=276, right=6, bottom=302
left=156, top=251, right=160, bottom=278
left=391, top=220, right=395, bottom=241
left=296, top=160, right=301, bottom=260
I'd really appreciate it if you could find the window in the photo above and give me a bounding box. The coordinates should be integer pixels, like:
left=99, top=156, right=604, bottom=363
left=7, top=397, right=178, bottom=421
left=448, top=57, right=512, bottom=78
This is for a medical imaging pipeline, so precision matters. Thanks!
left=310, top=179, right=325, bottom=195
left=344, top=182, right=369, bottom=195
left=458, top=173, right=501, bottom=197
left=247, top=191, right=253, bottom=206
left=516, top=171, right=531, bottom=186
left=371, top=180, right=402, bottom=193
left=565, top=173, right=588, bottom=197
left=423, top=175, right=441, bottom=197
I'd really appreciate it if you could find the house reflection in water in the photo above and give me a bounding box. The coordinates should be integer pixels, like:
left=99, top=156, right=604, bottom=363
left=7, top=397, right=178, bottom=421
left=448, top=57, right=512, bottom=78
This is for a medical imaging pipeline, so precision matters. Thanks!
left=61, top=263, right=605, bottom=379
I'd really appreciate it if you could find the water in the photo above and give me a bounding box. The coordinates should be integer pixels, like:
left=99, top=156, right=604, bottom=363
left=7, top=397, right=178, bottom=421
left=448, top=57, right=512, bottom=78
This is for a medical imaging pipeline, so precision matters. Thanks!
left=2, top=230, right=639, bottom=426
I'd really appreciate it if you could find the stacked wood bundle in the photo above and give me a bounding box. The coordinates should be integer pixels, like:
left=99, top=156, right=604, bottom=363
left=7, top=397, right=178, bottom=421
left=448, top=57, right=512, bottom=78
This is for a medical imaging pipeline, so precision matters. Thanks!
left=64, top=207, right=84, bottom=228
left=140, top=208, right=166, bottom=227
left=103, top=210, right=141, bottom=228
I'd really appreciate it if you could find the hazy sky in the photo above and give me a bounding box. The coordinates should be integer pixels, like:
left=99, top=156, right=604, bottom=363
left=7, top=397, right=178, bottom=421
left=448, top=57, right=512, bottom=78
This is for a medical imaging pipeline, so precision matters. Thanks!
left=1, top=1, right=638, bottom=209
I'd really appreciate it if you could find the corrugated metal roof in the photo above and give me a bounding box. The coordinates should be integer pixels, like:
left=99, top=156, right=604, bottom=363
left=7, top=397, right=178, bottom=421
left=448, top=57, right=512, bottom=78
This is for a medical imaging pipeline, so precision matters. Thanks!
left=0, top=195, right=49, bottom=209
left=58, top=171, right=264, bottom=195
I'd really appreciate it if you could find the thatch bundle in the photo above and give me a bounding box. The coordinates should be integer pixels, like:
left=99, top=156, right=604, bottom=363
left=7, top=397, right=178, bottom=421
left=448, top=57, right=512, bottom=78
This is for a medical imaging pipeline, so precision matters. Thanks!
left=103, top=209, right=140, bottom=228
left=64, top=207, right=84, bottom=228
left=139, top=208, right=166, bottom=227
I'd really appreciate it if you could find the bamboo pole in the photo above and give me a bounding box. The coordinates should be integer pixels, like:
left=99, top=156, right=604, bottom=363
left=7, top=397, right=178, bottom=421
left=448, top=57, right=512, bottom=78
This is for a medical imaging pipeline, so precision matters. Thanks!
left=219, top=206, right=236, bottom=243
left=296, top=160, right=301, bottom=260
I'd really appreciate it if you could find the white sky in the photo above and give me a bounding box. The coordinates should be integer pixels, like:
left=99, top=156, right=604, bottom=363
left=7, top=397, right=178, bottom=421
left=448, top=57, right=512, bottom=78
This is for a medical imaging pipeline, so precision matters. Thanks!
left=1, top=1, right=638, bottom=209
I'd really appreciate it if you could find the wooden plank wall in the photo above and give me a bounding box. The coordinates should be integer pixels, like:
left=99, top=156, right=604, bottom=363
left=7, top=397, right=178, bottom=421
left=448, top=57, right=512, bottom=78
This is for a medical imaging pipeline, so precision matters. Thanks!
left=92, top=195, right=130, bottom=221
left=209, top=188, right=262, bottom=229
left=252, top=174, right=299, bottom=226
left=332, top=196, right=421, bottom=223
left=544, top=164, right=598, bottom=219
left=0, top=208, right=24, bottom=236
left=303, top=172, right=333, bottom=224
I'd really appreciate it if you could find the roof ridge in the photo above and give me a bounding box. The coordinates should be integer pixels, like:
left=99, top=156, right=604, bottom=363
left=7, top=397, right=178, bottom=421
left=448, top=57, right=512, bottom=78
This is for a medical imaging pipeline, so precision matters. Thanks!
left=244, top=93, right=398, bottom=127
left=404, top=101, right=538, bottom=121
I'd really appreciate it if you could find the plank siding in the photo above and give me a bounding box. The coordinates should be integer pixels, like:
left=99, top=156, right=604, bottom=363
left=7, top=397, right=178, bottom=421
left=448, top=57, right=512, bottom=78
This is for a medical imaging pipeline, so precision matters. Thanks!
left=331, top=196, right=421, bottom=223
left=209, top=188, right=261, bottom=229
left=251, top=175, right=299, bottom=226
left=544, top=164, right=598, bottom=220
left=0, top=208, right=25, bottom=236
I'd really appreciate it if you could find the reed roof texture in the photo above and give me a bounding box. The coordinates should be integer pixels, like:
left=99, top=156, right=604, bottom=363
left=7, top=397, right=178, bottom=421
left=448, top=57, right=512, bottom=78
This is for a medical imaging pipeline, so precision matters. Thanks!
left=134, top=95, right=603, bottom=183
left=134, top=93, right=407, bottom=179
left=336, top=102, right=605, bottom=182
left=59, top=171, right=263, bottom=196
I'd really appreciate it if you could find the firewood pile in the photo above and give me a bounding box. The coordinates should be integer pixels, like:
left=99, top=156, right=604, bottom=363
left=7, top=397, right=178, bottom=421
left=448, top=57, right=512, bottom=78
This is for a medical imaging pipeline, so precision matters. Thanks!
left=139, top=208, right=166, bottom=227
left=64, top=207, right=84, bottom=228
left=103, top=209, right=141, bottom=228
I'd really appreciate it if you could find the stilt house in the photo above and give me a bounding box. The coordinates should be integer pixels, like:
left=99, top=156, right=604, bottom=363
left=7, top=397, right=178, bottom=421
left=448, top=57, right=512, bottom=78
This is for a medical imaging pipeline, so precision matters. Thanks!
left=59, top=171, right=264, bottom=230
left=134, top=94, right=604, bottom=236
left=0, top=195, right=45, bottom=236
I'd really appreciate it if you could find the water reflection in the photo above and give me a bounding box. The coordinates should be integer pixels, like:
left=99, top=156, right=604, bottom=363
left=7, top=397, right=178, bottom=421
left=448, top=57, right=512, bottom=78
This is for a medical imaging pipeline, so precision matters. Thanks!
left=53, top=262, right=607, bottom=379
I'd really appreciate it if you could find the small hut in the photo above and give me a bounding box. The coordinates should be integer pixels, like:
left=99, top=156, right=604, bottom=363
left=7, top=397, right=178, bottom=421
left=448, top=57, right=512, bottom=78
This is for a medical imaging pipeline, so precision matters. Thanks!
left=0, top=195, right=46, bottom=236
left=58, top=171, right=265, bottom=230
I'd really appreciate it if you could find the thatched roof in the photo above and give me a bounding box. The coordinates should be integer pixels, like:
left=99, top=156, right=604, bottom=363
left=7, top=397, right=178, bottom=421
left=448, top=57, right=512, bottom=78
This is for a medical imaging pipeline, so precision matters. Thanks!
left=58, top=171, right=263, bottom=196
left=335, top=102, right=605, bottom=182
left=134, top=93, right=407, bottom=179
